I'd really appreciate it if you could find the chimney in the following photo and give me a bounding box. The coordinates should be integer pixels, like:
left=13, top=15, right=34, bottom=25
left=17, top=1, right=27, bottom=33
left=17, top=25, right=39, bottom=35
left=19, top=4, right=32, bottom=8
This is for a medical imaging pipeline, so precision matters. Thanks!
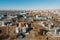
left=19, top=22, right=21, bottom=28
left=48, top=25, right=51, bottom=30
left=54, top=29, right=57, bottom=35
left=26, top=23, right=28, bottom=28
left=1, top=21, right=5, bottom=26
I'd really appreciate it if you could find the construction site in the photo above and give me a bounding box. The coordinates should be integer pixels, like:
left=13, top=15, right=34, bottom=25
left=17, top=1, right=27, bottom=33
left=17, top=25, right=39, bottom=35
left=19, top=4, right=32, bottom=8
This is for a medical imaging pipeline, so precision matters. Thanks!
left=0, top=10, right=60, bottom=40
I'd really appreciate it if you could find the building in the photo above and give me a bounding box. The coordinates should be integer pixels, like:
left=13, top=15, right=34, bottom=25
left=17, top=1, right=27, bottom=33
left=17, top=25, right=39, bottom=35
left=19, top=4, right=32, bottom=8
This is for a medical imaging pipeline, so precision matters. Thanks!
left=34, top=15, right=47, bottom=21
left=0, top=14, right=7, bottom=20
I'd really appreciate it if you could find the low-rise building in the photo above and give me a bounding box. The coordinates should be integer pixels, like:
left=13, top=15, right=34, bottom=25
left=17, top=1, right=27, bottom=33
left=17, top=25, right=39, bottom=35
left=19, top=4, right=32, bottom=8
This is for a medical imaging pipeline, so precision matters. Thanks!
left=34, top=15, right=47, bottom=21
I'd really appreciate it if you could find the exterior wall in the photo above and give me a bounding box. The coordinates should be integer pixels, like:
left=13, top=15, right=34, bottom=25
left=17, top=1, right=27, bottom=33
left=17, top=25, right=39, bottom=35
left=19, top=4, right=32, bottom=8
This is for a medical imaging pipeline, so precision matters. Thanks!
left=0, top=27, right=9, bottom=36
left=48, top=37, right=60, bottom=40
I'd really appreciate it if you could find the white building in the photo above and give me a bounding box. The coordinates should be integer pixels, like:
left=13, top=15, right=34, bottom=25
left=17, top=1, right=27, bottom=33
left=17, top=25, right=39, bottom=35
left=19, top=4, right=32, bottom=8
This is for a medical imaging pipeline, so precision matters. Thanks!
left=34, top=15, right=47, bottom=20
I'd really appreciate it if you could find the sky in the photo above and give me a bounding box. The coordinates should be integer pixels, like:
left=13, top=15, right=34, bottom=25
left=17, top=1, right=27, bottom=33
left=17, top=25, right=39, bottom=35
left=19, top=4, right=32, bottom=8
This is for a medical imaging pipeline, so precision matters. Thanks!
left=0, top=0, right=60, bottom=10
